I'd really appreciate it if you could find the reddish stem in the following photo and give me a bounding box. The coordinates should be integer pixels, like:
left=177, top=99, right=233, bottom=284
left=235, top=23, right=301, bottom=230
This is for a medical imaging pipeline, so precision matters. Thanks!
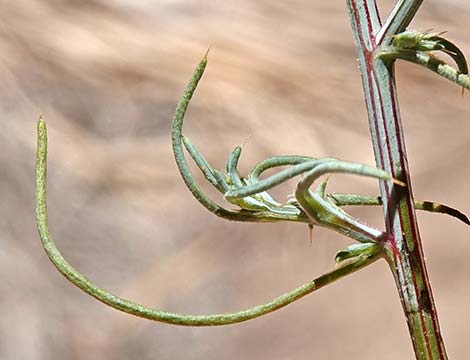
left=346, top=0, right=448, bottom=359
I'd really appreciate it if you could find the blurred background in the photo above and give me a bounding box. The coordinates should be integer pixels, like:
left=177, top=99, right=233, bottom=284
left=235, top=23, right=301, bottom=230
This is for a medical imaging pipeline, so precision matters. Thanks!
left=1, top=1, right=469, bottom=359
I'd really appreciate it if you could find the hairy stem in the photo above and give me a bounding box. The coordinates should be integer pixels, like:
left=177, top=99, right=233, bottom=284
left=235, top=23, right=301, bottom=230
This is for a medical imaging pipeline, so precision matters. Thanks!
left=35, top=118, right=379, bottom=326
left=378, top=49, right=470, bottom=89
left=347, top=0, right=448, bottom=359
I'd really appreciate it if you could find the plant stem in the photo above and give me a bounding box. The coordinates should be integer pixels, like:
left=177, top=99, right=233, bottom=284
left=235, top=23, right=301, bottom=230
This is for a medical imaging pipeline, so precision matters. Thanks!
left=346, top=0, right=448, bottom=359
left=376, top=0, right=423, bottom=44
left=36, top=120, right=380, bottom=326
left=378, top=49, right=470, bottom=89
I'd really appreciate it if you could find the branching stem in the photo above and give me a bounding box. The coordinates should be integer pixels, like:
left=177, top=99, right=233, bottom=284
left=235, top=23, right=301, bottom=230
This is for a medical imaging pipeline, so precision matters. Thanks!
left=33, top=0, right=468, bottom=357
left=35, top=118, right=380, bottom=326
left=347, top=0, right=452, bottom=358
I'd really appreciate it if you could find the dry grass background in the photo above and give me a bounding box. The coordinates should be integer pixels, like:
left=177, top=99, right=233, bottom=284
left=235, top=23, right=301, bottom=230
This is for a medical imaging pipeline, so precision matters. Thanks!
left=1, top=1, right=469, bottom=359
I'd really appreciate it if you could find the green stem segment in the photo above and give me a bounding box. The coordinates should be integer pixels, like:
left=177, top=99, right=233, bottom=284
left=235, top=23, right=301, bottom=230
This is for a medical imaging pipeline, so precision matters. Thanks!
left=376, top=0, right=424, bottom=44
left=347, top=0, right=448, bottom=359
left=35, top=118, right=379, bottom=326
left=378, top=49, right=470, bottom=90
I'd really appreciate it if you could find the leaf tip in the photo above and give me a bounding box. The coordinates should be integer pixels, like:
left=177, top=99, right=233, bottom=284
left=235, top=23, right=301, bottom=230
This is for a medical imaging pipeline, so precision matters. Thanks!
left=38, top=115, right=46, bottom=130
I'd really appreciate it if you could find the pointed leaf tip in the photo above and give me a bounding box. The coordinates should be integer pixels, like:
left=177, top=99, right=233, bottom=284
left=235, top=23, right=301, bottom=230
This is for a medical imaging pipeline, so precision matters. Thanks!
left=38, top=116, right=46, bottom=129
left=204, top=46, right=212, bottom=60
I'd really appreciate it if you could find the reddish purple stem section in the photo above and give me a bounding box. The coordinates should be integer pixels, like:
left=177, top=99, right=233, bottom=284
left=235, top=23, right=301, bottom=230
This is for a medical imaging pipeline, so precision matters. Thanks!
left=346, top=0, right=448, bottom=359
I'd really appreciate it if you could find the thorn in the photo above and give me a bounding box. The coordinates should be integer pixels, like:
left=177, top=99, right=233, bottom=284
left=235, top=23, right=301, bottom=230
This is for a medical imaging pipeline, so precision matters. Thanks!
left=321, top=174, right=331, bottom=197
left=441, top=48, right=459, bottom=57
left=204, top=45, right=212, bottom=60
left=424, top=28, right=447, bottom=37
left=240, top=134, right=252, bottom=149
left=324, top=174, right=331, bottom=184
left=279, top=193, right=295, bottom=207
left=392, top=178, right=407, bottom=187
left=38, top=114, right=45, bottom=126
left=308, top=224, right=314, bottom=246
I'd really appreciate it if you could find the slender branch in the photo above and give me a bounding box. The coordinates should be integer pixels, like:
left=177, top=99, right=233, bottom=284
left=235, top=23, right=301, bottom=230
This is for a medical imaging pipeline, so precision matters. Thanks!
left=378, top=49, right=470, bottom=89
left=35, top=117, right=380, bottom=326
left=172, top=56, right=313, bottom=223
left=329, top=193, right=470, bottom=225
left=171, top=56, right=262, bottom=222
left=376, top=0, right=424, bottom=44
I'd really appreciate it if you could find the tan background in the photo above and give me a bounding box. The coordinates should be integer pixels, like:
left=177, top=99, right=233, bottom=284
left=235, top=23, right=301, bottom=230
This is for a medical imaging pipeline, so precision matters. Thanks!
left=1, top=1, right=469, bottom=359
